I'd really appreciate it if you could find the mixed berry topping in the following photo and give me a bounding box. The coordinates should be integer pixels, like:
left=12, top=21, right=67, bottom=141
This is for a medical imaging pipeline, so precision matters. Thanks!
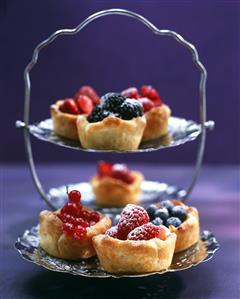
left=58, top=189, right=100, bottom=240
left=146, top=201, right=188, bottom=228
left=97, top=161, right=135, bottom=184
left=105, top=204, right=167, bottom=241
left=87, top=93, right=144, bottom=123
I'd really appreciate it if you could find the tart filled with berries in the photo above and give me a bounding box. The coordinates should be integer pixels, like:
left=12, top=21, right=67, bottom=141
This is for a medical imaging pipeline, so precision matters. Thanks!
left=146, top=199, right=199, bottom=252
left=93, top=204, right=176, bottom=274
left=39, top=190, right=111, bottom=260
left=121, top=85, right=171, bottom=142
left=51, top=86, right=100, bottom=140
left=91, top=161, right=144, bottom=207
left=76, top=93, right=146, bottom=151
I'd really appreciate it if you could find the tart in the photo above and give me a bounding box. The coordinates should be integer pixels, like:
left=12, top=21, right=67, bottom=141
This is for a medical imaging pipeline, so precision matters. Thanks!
left=93, top=204, right=176, bottom=274
left=39, top=190, right=111, bottom=260
left=76, top=93, right=146, bottom=151
left=121, top=85, right=171, bottom=142
left=91, top=161, right=144, bottom=207
left=50, top=86, right=99, bottom=140
left=146, top=199, right=200, bottom=253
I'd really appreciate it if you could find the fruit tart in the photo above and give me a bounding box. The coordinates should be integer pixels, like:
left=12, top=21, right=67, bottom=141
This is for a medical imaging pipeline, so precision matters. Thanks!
left=76, top=93, right=146, bottom=151
left=93, top=204, right=176, bottom=274
left=91, top=161, right=144, bottom=207
left=146, top=199, right=199, bottom=253
left=39, top=189, right=111, bottom=260
left=51, top=86, right=99, bottom=140
left=121, top=85, right=171, bottom=142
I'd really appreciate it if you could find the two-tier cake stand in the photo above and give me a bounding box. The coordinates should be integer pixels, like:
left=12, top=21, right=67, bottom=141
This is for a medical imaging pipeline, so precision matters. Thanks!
left=15, top=9, right=219, bottom=278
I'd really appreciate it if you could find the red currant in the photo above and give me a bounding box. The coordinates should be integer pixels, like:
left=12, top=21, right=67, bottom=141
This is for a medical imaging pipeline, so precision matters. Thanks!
left=68, top=190, right=81, bottom=204
left=73, top=226, right=87, bottom=240
left=89, top=211, right=100, bottom=223
left=63, top=222, right=75, bottom=235
left=61, top=202, right=79, bottom=217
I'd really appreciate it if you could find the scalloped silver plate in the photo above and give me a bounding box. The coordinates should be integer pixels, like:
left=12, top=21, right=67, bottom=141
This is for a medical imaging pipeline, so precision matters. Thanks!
left=15, top=227, right=219, bottom=278
left=47, top=180, right=187, bottom=212
left=28, top=117, right=201, bottom=152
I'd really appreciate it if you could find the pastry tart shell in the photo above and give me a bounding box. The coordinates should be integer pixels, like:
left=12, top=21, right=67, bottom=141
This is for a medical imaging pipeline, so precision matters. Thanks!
left=39, top=209, right=111, bottom=260
left=76, top=115, right=146, bottom=151
left=93, top=230, right=176, bottom=274
left=91, top=171, right=144, bottom=207
left=142, top=104, right=171, bottom=142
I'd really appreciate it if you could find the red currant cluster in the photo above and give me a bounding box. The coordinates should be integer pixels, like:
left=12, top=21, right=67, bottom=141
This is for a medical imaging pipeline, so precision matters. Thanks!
left=58, top=190, right=100, bottom=240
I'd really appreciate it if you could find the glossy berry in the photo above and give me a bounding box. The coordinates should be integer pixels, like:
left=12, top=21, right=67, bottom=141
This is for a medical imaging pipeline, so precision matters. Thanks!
left=80, top=210, right=91, bottom=221
left=127, top=223, right=166, bottom=241
left=139, top=98, right=154, bottom=113
left=59, top=99, right=79, bottom=115
left=73, top=225, right=87, bottom=240
left=140, top=85, right=162, bottom=105
left=98, top=161, right=113, bottom=177
left=63, top=222, right=75, bottom=235
left=75, top=95, right=93, bottom=115
left=161, top=200, right=174, bottom=212
left=61, top=202, right=79, bottom=217
left=154, top=207, right=169, bottom=221
left=68, top=190, right=81, bottom=204
left=89, top=211, right=100, bottom=223
left=146, top=204, right=158, bottom=221
left=171, top=206, right=187, bottom=222
left=105, top=226, right=118, bottom=238
left=118, top=99, right=143, bottom=120
left=111, top=164, right=134, bottom=184
left=121, top=87, right=140, bottom=99
left=166, top=217, right=182, bottom=228
left=117, top=204, right=149, bottom=240
left=101, top=93, right=126, bottom=112
left=151, top=217, right=163, bottom=226
left=74, top=85, right=100, bottom=106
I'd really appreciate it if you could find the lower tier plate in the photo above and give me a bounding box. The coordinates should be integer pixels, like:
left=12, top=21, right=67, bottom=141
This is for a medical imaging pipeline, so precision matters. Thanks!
left=15, top=227, right=219, bottom=278
left=47, top=180, right=187, bottom=212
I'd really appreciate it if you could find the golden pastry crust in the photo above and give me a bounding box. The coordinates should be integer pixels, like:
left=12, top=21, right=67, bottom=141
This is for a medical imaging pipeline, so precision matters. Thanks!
left=142, top=104, right=171, bottom=142
left=169, top=200, right=200, bottom=253
left=50, top=100, right=79, bottom=140
left=91, top=171, right=144, bottom=207
left=39, top=209, right=112, bottom=260
left=76, top=115, right=146, bottom=151
left=93, top=228, right=176, bottom=274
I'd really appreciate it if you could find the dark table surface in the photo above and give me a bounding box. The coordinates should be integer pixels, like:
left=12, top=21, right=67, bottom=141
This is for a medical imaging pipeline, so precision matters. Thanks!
left=1, top=164, right=240, bottom=299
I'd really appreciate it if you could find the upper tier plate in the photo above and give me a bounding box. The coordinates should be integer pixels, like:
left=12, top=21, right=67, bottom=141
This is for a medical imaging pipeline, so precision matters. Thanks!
left=28, top=117, right=202, bottom=152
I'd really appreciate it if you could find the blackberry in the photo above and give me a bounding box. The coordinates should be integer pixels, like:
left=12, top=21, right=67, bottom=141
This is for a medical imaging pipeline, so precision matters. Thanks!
left=101, top=93, right=126, bottom=112
left=87, top=106, right=111, bottom=123
left=118, top=99, right=143, bottom=120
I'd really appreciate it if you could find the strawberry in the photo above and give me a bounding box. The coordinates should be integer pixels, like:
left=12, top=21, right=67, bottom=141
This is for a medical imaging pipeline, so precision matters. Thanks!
left=74, top=86, right=100, bottom=105
left=127, top=223, right=167, bottom=241
left=75, top=95, right=93, bottom=115
left=139, top=98, right=155, bottom=113
left=117, top=204, right=149, bottom=240
left=121, top=87, right=139, bottom=99
left=59, top=99, right=79, bottom=115
left=140, top=85, right=162, bottom=105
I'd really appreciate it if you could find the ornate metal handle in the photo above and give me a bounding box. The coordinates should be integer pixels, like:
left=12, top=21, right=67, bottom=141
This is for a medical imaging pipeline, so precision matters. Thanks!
left=22, top=8, right=209, bottom=208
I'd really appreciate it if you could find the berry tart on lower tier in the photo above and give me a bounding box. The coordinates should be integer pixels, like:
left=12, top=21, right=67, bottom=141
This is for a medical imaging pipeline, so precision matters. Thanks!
left=93, top=204, right=176, bottom=274
left=91, top=161, right=144, bottom=207
left=146, top=199, right=199, bottom=253
left=39, top=190, right=111, bottom=260
left=121, top=85, right=171, bottom=142
left=76, top=93, right=146, bottom=150
left=50, top=86, right=99, bottom=140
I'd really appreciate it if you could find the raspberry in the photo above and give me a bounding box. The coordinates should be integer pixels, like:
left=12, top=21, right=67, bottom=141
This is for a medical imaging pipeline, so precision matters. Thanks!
left=105, top=226, right=118, bottom=238
left=68, top=190, right=81, bottom=204
left=111, top=164, right=134, bottom=184
left=117, top=204, right=149, bottom=240
left=59, top=99, right=79, bottom=115
left=98, top=161, right=113, bottom=177
left=75, top=95, right=93, bottom=115
left=101, top=93, right=126, bottom=113
left=127, top=223, right=166, bottom=241
left=87, top=106, right=111, bottom=123
left=118, top=99, right=143, bottom=120
left=74, top=86, right=100, bottom=105
left=121, top=87, right=139, bottom=99
left=139, top=98, right=154, bottom=113
left=140, top=85, right=162, bottom=105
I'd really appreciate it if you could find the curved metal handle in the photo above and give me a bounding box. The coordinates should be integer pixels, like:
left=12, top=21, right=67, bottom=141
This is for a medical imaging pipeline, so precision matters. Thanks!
left=23, top=8, right=208, bottom=208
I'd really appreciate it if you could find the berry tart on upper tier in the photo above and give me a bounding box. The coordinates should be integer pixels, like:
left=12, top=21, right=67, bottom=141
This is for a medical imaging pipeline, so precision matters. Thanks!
left=146, top=199, right=199, bottom=252
left=91, top=161, right=144, bottom=207
left=93, top=204, right=176, bottom=274
left=121, top=85, right=171, bottom=142
left=50, top=86, right=100, bottom=140
left=76, top=93, right=146, bottom=150
left=39, top=190, right=111, bottom=260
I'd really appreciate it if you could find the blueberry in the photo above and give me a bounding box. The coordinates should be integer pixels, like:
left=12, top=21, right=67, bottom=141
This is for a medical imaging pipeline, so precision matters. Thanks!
left=151, top=217, right=163, bottom=226
left=146, top=204, right=158, bottom=221
left=171, top=206, right=187, bottom=222
left=160, top=200, right=174, bottom=212
left=118, top=99, right=143, bottom=120
left=165, top=217, right=182, bottom=228
left=154, top=207, right=169, bottom=221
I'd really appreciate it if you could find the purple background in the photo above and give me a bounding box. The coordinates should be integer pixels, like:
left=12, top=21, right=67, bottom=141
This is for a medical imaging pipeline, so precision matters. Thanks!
left=1, top=0, right=239, bottom=164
